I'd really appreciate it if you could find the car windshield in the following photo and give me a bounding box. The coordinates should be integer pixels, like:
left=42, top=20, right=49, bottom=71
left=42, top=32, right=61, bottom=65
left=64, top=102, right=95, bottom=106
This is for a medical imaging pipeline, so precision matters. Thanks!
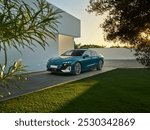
left=61, top=50, right=86, bottom=56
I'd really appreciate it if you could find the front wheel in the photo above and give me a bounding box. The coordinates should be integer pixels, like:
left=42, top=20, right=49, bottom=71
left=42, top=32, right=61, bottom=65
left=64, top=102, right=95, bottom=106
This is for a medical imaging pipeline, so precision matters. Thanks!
left=73, top=62, right=82, bottom=75
left=97, top=60, right=103, bottom=70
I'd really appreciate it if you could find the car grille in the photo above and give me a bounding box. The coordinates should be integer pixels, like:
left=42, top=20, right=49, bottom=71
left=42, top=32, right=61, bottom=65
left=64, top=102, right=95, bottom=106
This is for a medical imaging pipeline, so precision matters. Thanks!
left=61, top=64, right=70, bottom=70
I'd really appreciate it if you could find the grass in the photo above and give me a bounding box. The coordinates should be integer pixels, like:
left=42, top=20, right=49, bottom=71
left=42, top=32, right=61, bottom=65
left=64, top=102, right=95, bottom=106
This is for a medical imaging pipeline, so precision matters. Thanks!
left=0, top=68, right=150, bottom=113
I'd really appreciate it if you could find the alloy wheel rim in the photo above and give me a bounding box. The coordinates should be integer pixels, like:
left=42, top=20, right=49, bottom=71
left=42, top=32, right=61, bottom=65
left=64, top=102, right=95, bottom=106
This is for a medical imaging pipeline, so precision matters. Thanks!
left=75, top=63, right=81, bottom=75
left=99, top=62, right=102, bottom=69
left=99, top=61, right=103, bottom=69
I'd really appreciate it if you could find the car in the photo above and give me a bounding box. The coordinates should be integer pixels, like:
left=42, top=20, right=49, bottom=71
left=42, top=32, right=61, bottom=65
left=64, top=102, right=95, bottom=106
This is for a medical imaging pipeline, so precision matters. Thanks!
left=47, top=49, right=104, bottom=75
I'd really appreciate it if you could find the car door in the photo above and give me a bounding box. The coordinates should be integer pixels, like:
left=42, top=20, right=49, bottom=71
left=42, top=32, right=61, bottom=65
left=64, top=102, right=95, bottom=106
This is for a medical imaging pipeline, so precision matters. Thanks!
left=90, top=50, right=99, bottom=68
left=82, top=50, right=92, bottom=70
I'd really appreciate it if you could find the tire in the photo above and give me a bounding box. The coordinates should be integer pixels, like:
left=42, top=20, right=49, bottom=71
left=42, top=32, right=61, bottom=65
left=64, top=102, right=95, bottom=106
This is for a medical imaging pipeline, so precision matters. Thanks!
left=73, top=62, right=82, bottom=75
left=97, top=60, right=103, bottom=70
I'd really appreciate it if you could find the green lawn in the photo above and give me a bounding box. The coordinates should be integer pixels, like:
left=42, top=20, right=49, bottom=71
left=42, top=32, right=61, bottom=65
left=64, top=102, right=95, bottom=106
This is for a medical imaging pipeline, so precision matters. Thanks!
left=0, top=68, right=150, bottom=113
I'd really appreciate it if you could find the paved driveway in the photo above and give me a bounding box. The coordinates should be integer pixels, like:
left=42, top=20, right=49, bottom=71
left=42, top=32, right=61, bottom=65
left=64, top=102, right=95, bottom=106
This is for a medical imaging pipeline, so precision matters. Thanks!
left=0, top=60, right=144, bottom=102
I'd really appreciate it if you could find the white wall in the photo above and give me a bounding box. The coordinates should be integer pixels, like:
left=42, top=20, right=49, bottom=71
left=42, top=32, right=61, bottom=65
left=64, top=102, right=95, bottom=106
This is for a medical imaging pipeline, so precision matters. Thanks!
left=58, top=12, right=81, bottom=38
left=23, top=0, right=81, bottom=37
left=0, top=37, right=59, bottom=72
left=21, top=0, right=81, bottom=44
left=92, top=48, right=136, bottom=60
left=58, top=34, right=74, bottom=55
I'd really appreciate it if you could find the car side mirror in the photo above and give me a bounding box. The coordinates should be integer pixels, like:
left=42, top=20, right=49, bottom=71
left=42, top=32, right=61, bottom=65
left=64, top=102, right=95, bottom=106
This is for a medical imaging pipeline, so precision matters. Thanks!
left=83, top=54, right=89, bottom=59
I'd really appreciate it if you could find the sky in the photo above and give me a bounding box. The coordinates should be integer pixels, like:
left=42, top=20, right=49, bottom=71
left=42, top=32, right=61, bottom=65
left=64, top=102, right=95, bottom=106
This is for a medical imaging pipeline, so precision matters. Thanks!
left=48, top=0, right=111, bottom=47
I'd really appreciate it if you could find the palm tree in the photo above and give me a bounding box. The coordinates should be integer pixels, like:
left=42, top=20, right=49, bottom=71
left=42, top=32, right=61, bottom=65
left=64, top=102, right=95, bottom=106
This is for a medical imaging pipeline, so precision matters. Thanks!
left=0, top=0, right=61, bottom=97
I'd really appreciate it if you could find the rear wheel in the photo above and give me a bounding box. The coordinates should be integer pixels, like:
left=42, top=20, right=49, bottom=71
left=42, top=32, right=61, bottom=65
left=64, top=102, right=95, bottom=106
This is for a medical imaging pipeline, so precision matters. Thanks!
left=97, top=60, right=103, bottom=70
left=73, top=62, right=82, bottom=75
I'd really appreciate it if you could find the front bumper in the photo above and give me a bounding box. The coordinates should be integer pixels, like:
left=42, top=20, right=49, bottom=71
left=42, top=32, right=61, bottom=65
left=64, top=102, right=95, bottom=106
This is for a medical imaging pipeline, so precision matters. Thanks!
left=47, top=64, right=72, bottom=73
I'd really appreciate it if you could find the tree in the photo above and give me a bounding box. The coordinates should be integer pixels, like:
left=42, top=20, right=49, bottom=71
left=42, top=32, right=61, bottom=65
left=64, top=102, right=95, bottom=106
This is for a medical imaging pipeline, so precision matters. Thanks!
left=80, top=44, right=105, bottom=48
left=74, top=42, right=81, bottom=49
left=0, top=0, right=61, bottom=97
left=87, top=0, right=150, bottom=66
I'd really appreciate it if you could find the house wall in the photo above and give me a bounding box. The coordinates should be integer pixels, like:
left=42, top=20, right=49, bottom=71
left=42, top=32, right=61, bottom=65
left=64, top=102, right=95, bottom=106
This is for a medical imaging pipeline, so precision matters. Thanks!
left=57, top=12, right=80, bottom=38
left=92, top=48, right=136, bottom=60
left=0, top=37, right=59, bottom=72
left=23, top=0, right=81, bottom=37
left=58, top=34, right=74, bottom=55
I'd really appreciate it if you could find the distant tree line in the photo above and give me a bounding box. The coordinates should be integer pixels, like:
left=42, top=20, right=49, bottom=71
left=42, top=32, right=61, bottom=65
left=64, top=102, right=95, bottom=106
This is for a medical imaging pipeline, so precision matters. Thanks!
left=74, top=43, right=106, bottom=49
left=74, top=43, right=132, bottom=49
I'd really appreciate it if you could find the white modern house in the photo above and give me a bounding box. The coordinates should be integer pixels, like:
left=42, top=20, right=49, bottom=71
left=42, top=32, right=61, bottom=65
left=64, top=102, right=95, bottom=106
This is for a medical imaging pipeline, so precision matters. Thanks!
left=0, top=0, right=80, bottom=72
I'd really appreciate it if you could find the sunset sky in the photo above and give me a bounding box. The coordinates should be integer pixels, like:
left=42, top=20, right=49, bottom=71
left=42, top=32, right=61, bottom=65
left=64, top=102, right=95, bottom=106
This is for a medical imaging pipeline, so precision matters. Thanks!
left=48, top=0, right=112, bottom=47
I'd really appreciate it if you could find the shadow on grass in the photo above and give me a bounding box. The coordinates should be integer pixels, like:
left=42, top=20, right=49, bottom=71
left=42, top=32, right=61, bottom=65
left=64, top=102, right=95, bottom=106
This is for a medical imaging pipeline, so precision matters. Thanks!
left=55, top=69, right=150, bottom=113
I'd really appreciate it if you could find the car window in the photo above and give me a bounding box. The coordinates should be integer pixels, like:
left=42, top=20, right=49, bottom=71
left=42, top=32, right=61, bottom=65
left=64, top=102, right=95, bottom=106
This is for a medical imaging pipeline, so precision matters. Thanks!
left=91, top=50, right=98, bottom=56
left=83, top=50, right=91, bottom=56
left=61, top=50, right=86, bottom=56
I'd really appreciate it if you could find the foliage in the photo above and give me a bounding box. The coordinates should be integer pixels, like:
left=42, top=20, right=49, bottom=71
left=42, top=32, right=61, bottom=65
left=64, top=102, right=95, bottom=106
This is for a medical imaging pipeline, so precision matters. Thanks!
left=74, top=43, right=81, bottom=49
left=0, top=0, right=61, bottom=97
left=0, top=60, right=26, bottom=97
left=109, top=45, right=133, bottom=49
left=0, top=0, right=61, bottom=50
left=80, top=44, right=106, bottom=49
left=87, top=0, right=150, bottom=66
left=74, top=43, right=106, bottom=49
left=135, top=43, right=150, bottom=66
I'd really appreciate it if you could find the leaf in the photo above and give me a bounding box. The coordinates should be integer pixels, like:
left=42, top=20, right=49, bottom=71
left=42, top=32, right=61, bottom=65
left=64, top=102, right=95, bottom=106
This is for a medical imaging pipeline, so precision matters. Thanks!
left=0, top=0, right=62, bottom=96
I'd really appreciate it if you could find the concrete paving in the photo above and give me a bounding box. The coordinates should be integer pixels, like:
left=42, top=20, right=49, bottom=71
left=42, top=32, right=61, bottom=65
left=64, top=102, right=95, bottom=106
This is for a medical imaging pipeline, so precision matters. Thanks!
left=0, top=60, right=144, bottom=102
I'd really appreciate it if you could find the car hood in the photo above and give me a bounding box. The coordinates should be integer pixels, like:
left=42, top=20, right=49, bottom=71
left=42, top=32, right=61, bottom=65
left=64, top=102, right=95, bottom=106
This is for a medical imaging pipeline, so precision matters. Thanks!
left=48, top=56, right=81, bottom=64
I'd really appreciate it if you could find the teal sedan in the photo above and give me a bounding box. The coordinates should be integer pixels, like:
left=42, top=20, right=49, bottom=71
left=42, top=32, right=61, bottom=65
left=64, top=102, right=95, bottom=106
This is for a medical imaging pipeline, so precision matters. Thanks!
left=47, top=49, right=104, bottom=75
